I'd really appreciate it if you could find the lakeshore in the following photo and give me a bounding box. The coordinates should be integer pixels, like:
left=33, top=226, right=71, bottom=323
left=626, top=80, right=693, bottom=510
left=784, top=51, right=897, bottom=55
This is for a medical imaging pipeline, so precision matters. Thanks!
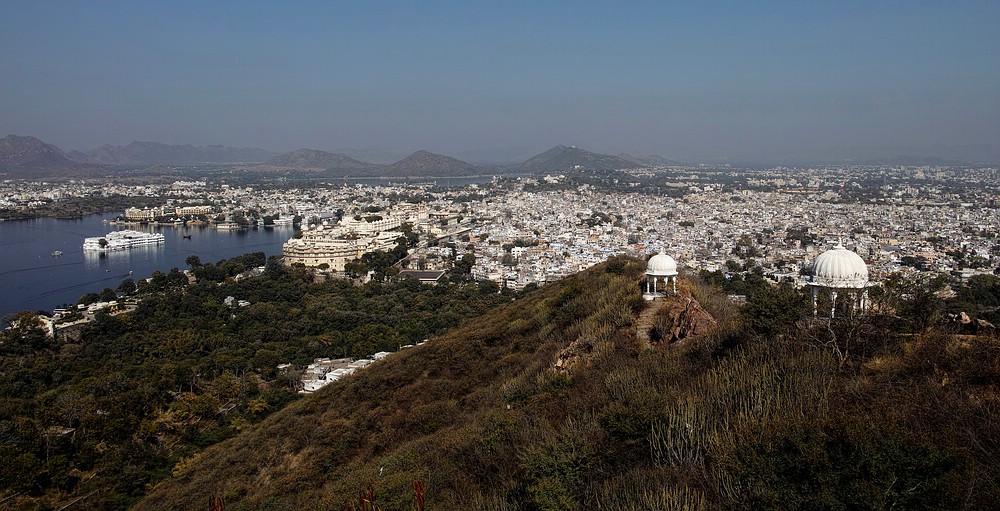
left=0, top=213, right=293, bottom=320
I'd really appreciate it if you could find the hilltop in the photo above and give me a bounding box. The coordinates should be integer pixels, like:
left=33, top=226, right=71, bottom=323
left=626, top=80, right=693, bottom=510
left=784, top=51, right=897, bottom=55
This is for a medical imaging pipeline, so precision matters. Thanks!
left=372, top=149, right=480, bottom=177
left=262, top=148, right=376, bottom=171
left=0, top=134, right=105, bottom=178
left=521, top=145, right=638, bottom=174
left=132, top=259, right=1000, bottom=510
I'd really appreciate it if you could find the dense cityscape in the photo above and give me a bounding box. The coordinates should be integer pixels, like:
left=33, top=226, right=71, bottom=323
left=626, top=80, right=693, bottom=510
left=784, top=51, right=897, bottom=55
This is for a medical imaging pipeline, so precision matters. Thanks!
left=4, top=162, right=997, bottom=299
left=3, top=2, right=1000, bottom=508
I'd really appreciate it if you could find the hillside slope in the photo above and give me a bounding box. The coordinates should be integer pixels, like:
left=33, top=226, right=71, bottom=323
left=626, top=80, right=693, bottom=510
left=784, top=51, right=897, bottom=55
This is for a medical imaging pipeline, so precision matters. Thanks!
left=263, top=148, right=375, bottom=170
left=370, top=150, right=480, bottom=177
left=135, top=261, right=1000, bottom=510
left=521, top=145, right=637, bottom=174
left=0, top=134, right=104, bottom=178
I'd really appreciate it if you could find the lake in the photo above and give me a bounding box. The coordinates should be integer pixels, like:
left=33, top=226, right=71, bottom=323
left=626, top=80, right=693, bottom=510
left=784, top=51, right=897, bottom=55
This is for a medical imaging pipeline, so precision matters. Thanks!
left=0, top=214, right=294, bottom=319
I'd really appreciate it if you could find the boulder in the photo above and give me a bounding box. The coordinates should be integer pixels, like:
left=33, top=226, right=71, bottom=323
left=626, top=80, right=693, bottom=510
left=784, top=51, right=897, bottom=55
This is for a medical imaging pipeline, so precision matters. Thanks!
left=649, top=296, right=717, bottom=344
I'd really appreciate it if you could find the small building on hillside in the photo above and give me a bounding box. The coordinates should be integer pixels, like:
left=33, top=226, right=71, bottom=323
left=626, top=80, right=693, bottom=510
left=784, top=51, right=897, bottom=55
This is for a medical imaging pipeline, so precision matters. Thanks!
left=644, top=249, right=679, bottom=300
left=398, top=269, right=447, bottom=285
left=807, top=242, right=874, bottom=317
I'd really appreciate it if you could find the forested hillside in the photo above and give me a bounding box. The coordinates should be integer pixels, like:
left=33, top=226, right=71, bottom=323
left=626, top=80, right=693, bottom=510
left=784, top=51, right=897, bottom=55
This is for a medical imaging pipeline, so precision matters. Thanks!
left=128, top=258, right=1000, bottom=510
left=3, top=254, right=999, bottom=510
left=0, top=255, right=511, bottom=509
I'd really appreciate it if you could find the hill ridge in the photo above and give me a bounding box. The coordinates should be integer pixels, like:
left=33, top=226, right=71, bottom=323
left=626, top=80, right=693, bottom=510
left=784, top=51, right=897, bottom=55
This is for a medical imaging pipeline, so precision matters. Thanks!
left=134, top=260, right=1000, bottom=510
left=521, top=144, right=637, bottom=173
left=134, top=258, right=653, bottom=509
left=0, top=134, right=104, bottom=178
left=263, top=148, right=375, bottom=170
left=373, top=149, right=480, bottom=177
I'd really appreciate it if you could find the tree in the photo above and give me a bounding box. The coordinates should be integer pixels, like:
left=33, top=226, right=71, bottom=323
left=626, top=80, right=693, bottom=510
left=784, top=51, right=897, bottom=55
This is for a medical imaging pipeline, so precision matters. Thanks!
left=452, top=253, right=475, bottom=276
left=78, top=292, right=101, bottom=306
left=1, top=311, right=48, bottom=354
left=99, top=287, right=117, bottom=302
left=742, top=282, right=808, bottom=338
left=344, top=259, right=368, bottom=279
left=117, top=278, right=136, bottom=295
left=881, top=272, right=948, bottom=332
left=186, top=255, right=202, bottom=269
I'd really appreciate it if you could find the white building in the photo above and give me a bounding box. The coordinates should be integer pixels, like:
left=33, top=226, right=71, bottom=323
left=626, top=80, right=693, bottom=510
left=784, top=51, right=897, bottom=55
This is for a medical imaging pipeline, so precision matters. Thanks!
left=643, top=249, right=679, bottom=300
left=807, top=242, right=874, bottom=318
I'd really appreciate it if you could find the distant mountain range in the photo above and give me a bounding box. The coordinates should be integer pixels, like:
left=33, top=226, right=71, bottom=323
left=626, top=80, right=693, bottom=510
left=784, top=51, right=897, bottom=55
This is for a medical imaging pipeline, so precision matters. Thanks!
left=0, top=135, right=104, bottom=178
left=5, top=133, right=990, bottom=180
left=68, top=141, right=277, bottom=166
left=0, top=137, right=668, bottom=179
left=261, top=145, right=647, bottom=177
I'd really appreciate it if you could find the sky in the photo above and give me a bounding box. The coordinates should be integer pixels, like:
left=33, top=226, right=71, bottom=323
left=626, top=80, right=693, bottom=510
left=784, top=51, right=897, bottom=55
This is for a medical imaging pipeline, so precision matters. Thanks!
left=1, top=0, right=998, bottom=162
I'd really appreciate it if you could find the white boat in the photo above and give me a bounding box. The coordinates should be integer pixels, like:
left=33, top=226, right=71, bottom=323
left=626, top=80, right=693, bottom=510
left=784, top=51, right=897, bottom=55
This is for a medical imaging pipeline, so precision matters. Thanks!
left=83, top=230, right=165, bottom=252
left=51, top=250, right=62, bottom=257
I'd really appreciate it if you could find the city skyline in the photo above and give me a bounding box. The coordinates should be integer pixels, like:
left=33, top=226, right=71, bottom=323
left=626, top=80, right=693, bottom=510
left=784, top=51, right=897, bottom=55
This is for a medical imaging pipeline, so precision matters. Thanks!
left=1, top=1, right=998, bottom=162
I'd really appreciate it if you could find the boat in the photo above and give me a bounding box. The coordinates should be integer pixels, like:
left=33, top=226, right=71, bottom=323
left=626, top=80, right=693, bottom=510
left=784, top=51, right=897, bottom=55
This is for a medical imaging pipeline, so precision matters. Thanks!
left=183, top=234, right=192, bottom=239
left=83, top=230, right=165, bottom=252
left=51, top=250, right=62, bottom=257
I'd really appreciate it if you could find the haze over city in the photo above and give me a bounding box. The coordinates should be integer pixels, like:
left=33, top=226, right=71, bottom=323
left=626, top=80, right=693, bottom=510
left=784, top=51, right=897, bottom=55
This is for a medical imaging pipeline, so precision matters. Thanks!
left=2, top=0, right=998, bottom=163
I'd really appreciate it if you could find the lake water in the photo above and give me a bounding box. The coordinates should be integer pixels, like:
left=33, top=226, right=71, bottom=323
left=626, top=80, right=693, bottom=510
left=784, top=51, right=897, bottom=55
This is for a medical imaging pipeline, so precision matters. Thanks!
left=0, top=214, right=294, bottom=319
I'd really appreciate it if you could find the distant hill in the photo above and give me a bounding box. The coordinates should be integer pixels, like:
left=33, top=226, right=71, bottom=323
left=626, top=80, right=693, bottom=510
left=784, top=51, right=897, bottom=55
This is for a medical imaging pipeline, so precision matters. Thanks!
left=69, top=141, right=276, bottom=166
left=0, top=134, right=104, bottom=178
left=372, top=149, right=480, bottom=177
left=263, top=148, right=375, bottom=171
left=521, top=145, right=637, bottom=174
left=618, top=153, right=681, bottom=166
left=333, top=147, right=412, bottom=165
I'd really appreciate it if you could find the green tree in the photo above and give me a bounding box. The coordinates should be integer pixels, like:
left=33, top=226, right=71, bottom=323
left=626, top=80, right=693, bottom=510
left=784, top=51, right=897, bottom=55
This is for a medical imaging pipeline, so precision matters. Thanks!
left=117, top=277, right=136, bottom=295
left=344, top=259, right=368, bottom=279
left=99, top=287, right=117, bottom=302
left=742, top=281, right=808, bottom=337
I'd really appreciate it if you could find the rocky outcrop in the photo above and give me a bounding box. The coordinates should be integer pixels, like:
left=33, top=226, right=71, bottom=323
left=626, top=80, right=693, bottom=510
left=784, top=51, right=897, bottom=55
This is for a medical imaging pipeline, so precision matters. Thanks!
left=646, top=295, right=717, bottom=344
left=553, top=337, right=594, bottom=373
left=945, top=311, right=997, bottom=334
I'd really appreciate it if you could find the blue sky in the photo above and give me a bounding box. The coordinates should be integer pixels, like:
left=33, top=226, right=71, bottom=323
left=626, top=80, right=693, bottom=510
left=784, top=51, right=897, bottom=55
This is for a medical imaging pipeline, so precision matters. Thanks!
left=1, top=1, right=997, bottom=161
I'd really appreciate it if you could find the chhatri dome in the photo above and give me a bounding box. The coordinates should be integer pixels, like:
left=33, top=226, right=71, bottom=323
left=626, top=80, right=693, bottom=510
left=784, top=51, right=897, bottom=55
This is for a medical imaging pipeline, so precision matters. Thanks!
left=644, top=249, right=678, bottom=300
left=808, top=242, right=872, bottom=317
left=646, top=250, right=678, bottom=276
left=811, top=242, right=869, bottom=288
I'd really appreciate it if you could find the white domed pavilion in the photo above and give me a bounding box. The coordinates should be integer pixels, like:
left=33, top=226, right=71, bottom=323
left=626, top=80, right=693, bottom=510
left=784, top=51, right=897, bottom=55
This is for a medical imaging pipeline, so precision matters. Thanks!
left=644, top=249, right=678, bottom=300
left=808, top=242, right=872, bottom=317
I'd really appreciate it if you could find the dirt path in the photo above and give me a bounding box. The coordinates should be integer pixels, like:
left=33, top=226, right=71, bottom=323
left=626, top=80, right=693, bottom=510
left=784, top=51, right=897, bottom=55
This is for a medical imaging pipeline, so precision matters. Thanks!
left=635, top=298, right=660, bottom=344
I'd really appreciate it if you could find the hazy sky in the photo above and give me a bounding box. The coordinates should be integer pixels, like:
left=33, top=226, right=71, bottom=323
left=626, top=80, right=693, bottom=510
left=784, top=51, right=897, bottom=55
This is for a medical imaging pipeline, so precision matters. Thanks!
left=1, top=0, right=997, bottom=160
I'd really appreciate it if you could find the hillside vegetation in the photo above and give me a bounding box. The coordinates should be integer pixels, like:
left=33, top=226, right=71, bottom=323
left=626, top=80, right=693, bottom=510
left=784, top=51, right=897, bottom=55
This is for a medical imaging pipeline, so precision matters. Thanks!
left=132, top=258, right=1000, bottom=510
left=0, top=255, right=511, bottom=510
